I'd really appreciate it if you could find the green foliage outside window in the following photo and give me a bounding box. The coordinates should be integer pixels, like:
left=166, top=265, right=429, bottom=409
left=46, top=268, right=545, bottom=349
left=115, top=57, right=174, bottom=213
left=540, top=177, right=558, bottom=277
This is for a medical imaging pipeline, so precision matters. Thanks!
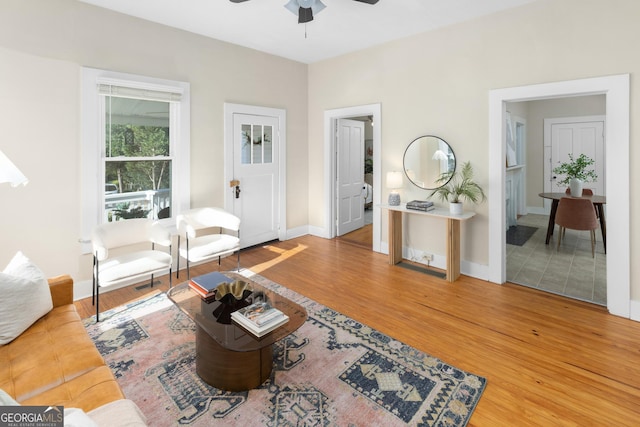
left=105, top=123, right=171, bottom=193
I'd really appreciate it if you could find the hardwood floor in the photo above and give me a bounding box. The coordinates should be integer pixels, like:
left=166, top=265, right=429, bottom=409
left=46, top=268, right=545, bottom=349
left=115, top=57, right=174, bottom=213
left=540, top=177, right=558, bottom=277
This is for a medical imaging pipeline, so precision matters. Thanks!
left=75, top=235, right=640, bottom=426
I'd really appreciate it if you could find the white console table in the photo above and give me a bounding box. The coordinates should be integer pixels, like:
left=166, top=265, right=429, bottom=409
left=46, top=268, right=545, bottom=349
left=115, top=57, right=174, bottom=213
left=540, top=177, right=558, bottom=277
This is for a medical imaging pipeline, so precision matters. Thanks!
left=380, top=204, right=475, bottom=282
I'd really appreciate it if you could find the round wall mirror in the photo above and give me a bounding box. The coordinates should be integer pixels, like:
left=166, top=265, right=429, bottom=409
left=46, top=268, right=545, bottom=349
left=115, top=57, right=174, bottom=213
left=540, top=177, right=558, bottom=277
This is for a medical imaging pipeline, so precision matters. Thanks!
left=403, top=135, right=456, bottom=190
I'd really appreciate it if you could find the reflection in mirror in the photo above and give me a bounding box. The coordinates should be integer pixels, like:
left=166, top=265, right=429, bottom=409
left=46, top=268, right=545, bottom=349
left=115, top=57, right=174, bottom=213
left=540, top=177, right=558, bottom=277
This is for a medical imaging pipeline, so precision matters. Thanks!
left=403, top=136, right=456, bottom=190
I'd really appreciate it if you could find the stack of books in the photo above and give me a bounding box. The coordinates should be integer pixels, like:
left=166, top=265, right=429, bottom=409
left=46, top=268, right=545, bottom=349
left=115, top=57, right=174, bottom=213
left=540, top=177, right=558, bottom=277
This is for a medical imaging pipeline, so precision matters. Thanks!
left=189, top=271, right=234, bottom=302
left=231, top=301, right=289, bottom=337
left=406, top=200, right=435, bottom=212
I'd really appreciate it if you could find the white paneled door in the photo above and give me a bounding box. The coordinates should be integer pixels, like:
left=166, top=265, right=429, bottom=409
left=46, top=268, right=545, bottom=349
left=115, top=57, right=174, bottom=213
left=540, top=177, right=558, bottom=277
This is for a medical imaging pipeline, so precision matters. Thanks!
left=544, top=116, right=605, bottom=210
left=336, top=118, right=365, bottom=236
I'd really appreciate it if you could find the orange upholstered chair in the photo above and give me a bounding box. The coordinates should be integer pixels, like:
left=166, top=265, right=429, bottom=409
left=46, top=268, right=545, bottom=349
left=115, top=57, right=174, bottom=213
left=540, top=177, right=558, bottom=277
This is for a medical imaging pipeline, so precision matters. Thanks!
left=555, top=197, right=599, bottom=257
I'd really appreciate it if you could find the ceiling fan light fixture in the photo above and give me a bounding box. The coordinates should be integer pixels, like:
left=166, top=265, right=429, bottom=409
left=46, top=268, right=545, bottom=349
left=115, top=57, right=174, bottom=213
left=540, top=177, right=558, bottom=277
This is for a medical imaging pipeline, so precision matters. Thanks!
left=285, top=0, right=325, bottom=23
left=298, top=7, right=313, bottom=23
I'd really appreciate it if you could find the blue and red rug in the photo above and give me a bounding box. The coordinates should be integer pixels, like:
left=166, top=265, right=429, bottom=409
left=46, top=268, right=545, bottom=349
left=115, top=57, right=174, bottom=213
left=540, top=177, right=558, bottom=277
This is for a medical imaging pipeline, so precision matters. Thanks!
left=84, top=271, right=486, bottom=426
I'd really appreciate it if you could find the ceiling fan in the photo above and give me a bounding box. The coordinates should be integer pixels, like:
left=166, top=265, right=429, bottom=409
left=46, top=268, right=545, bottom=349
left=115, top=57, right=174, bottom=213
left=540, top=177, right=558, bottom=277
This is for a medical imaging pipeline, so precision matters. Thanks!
left=230, top=0, right=379, bottom=24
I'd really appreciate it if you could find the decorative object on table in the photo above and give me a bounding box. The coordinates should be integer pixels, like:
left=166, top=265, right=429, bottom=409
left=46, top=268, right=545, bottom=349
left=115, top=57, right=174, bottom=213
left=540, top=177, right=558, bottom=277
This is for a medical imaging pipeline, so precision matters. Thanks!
left=552, top=153, right=598, bottom=197
left=84, top=271, right=486, bottom=427
left=429, top=161, right=486, bottom=214
left=406, top=200, right=434, bottom=212
left=0, top=149, right=28, bottom=187
left=386, top=171, right=403, bottom=206
left=230, top=301, right=289, bottom=337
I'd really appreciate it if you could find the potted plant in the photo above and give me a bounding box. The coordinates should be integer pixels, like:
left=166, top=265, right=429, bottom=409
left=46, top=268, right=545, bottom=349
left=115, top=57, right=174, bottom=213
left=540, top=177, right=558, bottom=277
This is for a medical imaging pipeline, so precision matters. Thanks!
left=552, top=153, right=598, bottom=197
left=429, top=161, right=486, bottom=214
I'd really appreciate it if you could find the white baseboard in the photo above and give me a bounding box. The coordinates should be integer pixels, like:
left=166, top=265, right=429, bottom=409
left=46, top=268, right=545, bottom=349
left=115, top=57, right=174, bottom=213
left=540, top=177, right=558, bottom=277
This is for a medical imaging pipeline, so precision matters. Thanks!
left=629, top=300, right=640, bottom=322
left=285, top=225, right=309, bottom=240
left=308, top=225, right=330, bottom=239
left=527, top=206, right=547, bottom=215
left=75, top=279, right=93, bottom=301
left=401, top=245, right=488, bottom=282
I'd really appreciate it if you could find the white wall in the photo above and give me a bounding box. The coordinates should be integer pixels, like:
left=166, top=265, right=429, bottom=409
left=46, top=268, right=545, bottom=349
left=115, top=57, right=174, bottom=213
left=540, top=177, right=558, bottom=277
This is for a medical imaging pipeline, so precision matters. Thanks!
left=0, top=0, right=309, bottom=283
left=307, top=0, right=640, bottom=298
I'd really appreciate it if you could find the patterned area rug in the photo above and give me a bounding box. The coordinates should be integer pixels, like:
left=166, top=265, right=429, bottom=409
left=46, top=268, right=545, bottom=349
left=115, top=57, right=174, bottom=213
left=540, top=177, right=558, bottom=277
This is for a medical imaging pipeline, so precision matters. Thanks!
left=84, top=271, right=486, bottom=426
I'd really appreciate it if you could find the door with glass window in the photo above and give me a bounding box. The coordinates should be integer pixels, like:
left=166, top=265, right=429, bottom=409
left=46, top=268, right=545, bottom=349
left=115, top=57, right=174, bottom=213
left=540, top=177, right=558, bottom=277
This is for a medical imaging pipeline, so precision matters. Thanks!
left=232, top=113, right=280, bottom=248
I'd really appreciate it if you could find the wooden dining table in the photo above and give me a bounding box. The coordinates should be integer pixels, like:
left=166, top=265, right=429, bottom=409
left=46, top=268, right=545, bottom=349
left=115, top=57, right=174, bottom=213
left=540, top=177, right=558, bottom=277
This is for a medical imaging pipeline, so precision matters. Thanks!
left=538, top=192, right=606, bottom=253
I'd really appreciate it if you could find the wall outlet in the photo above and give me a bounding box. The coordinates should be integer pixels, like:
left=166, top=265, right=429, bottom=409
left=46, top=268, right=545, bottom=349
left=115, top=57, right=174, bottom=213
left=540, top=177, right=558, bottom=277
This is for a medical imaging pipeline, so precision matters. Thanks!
left=422, top=254, right=434, bottom=262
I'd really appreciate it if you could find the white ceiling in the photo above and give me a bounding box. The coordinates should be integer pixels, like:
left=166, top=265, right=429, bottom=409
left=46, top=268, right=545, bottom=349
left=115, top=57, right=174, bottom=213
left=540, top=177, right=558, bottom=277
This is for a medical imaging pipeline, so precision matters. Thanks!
left=78, top=0, right=537, bottom=64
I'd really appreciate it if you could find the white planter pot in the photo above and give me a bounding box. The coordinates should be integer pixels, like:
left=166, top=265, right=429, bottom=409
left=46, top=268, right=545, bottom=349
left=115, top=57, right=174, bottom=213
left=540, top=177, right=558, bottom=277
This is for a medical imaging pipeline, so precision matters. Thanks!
left=449, top=202, right=463, bottom=215
left=569, top=178, right=583, bottom=197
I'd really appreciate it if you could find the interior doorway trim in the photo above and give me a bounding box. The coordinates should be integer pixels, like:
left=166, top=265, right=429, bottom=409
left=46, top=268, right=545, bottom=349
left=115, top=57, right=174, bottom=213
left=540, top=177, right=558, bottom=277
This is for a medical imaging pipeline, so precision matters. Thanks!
left=488, top=74, right=630, bottom=318
left=323, top=104, right=382, bottom=252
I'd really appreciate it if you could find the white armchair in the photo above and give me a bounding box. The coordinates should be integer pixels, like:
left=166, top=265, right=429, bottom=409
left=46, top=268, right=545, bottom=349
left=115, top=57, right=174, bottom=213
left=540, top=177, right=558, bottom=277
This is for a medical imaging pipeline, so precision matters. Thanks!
left=91, top=218, right=172, bottom=321
left=176, top=207, right=241, bottom=279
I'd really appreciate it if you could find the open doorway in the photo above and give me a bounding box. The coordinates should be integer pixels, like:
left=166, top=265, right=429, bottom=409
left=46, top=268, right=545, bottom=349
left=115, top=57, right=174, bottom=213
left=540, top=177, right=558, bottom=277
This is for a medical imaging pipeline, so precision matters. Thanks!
left=488, top=74, right=630, bottom=319
left=505, top=97, right=607, bottom=306
left=322, top=104, right=382, bottom=253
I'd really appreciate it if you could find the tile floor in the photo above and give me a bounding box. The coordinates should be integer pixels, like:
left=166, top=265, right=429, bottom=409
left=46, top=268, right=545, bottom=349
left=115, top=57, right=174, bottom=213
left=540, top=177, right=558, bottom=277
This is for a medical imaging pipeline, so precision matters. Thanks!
left=506, top=214, right=607, bottom=306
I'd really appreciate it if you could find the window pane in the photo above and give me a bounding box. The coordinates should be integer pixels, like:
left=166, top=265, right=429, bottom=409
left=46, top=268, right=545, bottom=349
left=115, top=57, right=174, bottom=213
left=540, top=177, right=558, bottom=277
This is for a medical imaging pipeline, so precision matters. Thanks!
left=241, top=124, right=251, bottom=164
left=240, top=123, right=273, bottom=165
left=105, top=97, right=170, bottom=158
left=104, top=96, right=172, bottom=222
left=252, top=124, right=263, bottom=164
left=105, top=159, right=171, bottom=221
left=264, top=125, right=273, bottom=163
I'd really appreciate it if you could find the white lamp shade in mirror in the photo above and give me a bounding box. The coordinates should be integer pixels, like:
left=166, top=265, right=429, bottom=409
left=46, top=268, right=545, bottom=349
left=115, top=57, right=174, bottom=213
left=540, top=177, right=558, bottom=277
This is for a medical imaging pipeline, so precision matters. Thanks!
left=0, top=149, right=28, bottom=187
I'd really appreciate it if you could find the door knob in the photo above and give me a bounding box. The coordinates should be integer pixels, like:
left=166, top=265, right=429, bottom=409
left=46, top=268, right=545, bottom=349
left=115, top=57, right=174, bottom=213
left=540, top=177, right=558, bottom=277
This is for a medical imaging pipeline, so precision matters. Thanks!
left=230, top=180, right=241, bottom=199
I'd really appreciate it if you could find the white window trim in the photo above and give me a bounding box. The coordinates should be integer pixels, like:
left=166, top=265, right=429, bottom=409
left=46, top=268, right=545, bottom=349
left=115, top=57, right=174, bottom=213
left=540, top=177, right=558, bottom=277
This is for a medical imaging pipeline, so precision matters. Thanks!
left=80, top=67, right=190, bottom=254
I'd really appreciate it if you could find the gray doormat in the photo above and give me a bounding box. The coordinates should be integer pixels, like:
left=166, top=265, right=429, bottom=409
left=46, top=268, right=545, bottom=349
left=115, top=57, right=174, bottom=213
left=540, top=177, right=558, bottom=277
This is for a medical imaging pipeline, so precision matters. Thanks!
left=506, top=225, right=538, bottom=246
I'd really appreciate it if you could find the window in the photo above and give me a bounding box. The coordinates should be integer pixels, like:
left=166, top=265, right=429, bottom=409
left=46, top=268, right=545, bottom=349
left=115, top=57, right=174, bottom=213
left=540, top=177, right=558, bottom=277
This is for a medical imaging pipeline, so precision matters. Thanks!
left=103, top=94, right=172, bottom=222
left=81, top=68, right=190, bottom=253
left=241, top=123, right=273, bottom=164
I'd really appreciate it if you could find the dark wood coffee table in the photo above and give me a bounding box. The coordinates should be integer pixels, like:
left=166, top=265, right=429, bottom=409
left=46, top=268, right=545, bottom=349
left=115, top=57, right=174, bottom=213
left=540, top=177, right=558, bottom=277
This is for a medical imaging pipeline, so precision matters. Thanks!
left=167, top=272, right=307, bottom=391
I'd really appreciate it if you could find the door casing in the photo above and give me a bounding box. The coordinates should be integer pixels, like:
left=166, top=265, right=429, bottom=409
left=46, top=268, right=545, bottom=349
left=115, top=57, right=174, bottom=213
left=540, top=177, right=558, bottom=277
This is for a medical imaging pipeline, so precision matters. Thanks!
left=489, top=74, right=630, bottom=319
left=322, top=104, right=382, bottom=252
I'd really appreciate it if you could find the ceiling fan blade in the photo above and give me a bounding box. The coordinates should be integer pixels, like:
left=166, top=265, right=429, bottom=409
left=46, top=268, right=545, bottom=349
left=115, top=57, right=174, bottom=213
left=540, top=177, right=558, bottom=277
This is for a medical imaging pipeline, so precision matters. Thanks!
left=353, top=0, right=379, bottom=4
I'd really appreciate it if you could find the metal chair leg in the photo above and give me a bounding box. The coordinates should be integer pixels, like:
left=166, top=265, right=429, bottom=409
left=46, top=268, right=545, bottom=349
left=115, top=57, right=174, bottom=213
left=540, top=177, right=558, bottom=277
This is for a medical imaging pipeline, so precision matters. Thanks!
left=176, top=235, right=181, bottom=279
left=92, top=255, right=97, bottom=306
left=96, top=283, right=100, bottom=322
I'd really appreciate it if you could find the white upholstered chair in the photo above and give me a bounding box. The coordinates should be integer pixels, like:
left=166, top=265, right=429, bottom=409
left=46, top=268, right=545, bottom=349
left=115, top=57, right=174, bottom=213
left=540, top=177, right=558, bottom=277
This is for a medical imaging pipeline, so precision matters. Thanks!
left=91, top=218, right=172, bottom=321
left=176, top=207, right=241, bottom=279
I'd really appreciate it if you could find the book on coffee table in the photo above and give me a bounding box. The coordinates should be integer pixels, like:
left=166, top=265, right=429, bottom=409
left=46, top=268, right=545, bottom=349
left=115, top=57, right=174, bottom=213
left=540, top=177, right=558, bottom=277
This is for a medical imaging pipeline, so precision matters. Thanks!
left=231, top=301, right=289, bottom=337
left=189, top=271, right=233, bottom=300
